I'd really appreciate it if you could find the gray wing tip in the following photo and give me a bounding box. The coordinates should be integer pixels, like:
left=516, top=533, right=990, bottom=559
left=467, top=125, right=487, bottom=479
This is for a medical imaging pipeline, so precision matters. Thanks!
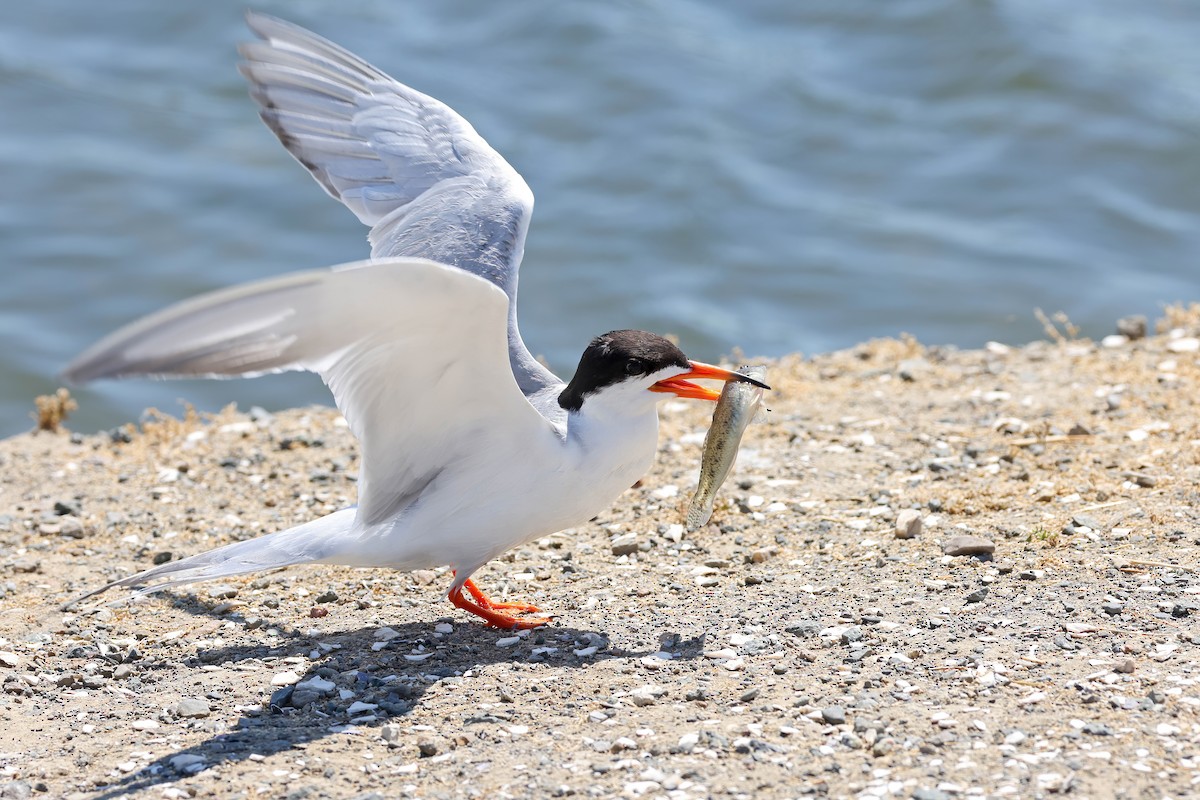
left=59, top=571, right=149, bottom=611
left=61, top=354, right=104, bottom=385
left=244, top=10, right=296, bottom=40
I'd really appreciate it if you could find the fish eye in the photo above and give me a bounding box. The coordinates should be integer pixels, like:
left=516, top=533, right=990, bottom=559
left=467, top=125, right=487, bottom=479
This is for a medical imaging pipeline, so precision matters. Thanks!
left=625, top=358, right=646, bottom=376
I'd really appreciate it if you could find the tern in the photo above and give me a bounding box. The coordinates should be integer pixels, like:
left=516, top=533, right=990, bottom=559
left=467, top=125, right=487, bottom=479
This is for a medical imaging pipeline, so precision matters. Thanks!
left=64, top=14, right=768, bottom=629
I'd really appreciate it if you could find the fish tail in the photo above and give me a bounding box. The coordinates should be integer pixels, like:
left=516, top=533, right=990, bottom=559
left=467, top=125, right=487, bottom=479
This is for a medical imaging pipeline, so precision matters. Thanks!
left=63, top=507, right=359, bottom=609
left=685, top=498, right=714, bottom=532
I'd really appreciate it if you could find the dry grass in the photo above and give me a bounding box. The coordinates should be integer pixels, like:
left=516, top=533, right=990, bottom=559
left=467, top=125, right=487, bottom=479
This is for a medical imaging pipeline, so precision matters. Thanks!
left=32, top=387, right=77, bottom=433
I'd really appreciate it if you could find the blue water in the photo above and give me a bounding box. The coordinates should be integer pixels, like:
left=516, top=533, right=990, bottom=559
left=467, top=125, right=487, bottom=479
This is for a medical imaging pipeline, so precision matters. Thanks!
left=2, top=0, right=1198, bottom=436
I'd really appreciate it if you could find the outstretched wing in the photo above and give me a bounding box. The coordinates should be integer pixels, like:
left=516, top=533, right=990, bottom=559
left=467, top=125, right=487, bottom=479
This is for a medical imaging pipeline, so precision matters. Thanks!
left=239, top=12, right=556, bottom=394
left=64, top=258, right=553, bottom=527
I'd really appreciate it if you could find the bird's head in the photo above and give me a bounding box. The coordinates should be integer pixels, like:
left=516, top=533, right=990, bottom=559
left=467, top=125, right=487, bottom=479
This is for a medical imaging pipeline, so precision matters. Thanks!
left=557, top=330, right=769, bottom=414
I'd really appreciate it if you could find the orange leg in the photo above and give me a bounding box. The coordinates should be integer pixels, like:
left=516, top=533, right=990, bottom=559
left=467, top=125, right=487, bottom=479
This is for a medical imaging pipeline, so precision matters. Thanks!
left=448, top=575, right=551, bottom=630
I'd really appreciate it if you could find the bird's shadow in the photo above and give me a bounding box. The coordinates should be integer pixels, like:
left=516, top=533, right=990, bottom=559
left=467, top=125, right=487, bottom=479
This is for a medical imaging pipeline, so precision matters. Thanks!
left=86, top=596, right=707, bottom=799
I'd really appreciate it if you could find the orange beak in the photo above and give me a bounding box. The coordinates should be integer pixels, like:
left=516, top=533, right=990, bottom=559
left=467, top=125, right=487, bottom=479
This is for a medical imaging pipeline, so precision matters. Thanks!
left=649, top=360, right=770, bottom=402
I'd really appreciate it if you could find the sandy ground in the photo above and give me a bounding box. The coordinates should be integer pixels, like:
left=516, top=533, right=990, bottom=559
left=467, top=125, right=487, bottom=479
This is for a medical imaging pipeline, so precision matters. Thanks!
left=1, top=320, right=1198, bottom=800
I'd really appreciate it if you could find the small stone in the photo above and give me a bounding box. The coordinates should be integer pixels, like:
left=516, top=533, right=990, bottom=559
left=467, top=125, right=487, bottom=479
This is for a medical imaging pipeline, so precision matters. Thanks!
left=965, top=587, right=988, bottom=604
left=417, top=740, right=438, bottom=758
left=132, top=719, right=159, bottom=731
left=315, top=590, right=338, bottom=604
left=821, top=705, right=847, bottom=725
left=49, top=516, right=84, bottom=539
left=0, top=652, right=19, bottom=668
left=1116, top=315, right=1146, bottom=340
left=168, top=754, right=207, bottom=774
left=208, top=585, right=238, bottom=600
left=1102, top=601, right=1124, bottom=617
left=1113, top=659, right=1135, bottom=674
left=9, top=558, right=39, bottom=574
left=1166, top=336, right=1199, bottom=353
left=610, top=736, right=637, bottom=752
left=0, top=781, right=31, bottom=800
left=611, top=532, right=639, bottom=557
left=271, top=670, right=302, bottom=686
left=152, top=552, right=173, bottom=565
left=295, top=676, right=336, bottom=695
left=941, top=535, right=995, bottom=556
left=748, top=548, right=773, bottom=564
left=53, top=500, right=80, bottom=516
left=630, top=685, right=667, bottom=706
left=912, top=789, right=951, bottom=800
left=380, top=723, right=402, bottom=746
left=739, top=688, right=759, bottom=703
left=174, top=698, right=210, bottom=718
left=895, top=509, right=922, bottom=539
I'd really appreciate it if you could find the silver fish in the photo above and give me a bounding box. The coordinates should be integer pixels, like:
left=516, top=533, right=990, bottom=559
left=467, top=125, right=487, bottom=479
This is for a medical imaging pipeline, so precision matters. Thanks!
left=686, top=365, right=768, bottom=531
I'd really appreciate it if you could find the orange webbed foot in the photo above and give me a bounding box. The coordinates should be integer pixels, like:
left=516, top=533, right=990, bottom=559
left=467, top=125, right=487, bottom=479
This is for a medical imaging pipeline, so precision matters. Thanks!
left=449, top=576, right=551, bottom=630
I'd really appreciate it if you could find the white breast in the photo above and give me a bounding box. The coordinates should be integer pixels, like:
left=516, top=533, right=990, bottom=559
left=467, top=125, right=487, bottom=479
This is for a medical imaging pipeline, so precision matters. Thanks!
left=336, top=403, right=662, bottom=576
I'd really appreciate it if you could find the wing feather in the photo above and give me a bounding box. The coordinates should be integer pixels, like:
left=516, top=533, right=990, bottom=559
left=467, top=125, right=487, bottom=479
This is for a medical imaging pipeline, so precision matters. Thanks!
left=64, top=258, right=551, bottom=526
left=240, top=12, right=556, bottom=394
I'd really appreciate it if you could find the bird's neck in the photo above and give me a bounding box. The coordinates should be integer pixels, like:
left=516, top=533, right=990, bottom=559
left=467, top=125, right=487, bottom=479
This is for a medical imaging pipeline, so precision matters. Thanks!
left=565, top=400, right=661, bottom=467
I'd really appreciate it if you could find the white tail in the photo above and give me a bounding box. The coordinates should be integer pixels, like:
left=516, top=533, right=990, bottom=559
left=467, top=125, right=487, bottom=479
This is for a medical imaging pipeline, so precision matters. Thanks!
left=64, top=507, right=359, bottom=608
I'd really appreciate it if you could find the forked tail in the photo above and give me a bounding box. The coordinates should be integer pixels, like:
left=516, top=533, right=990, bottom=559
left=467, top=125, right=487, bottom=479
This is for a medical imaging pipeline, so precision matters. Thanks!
left=63, top=507, right=359, bottom=609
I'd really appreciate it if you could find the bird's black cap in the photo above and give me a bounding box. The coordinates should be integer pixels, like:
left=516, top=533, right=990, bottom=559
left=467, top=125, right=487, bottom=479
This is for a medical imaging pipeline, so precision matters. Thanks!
left=558, top=330, right=690, bottom=412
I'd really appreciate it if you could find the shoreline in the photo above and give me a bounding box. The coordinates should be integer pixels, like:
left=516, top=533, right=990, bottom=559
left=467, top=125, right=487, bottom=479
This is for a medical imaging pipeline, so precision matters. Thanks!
left=1, top=325, right=1198, bottom=799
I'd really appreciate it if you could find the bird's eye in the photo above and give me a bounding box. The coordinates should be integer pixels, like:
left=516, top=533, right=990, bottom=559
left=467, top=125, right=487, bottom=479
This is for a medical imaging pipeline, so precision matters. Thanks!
left=625, top=359, right=645, bottom=376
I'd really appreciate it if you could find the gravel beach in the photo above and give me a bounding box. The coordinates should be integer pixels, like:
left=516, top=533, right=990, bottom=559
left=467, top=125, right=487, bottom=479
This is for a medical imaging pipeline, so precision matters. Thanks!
left=1, top=320, right=1198, bottom=800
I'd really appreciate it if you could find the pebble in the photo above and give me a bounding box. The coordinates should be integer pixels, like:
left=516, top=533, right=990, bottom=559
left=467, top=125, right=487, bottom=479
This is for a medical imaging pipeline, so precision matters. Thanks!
left=630, top=685, right=667, bottom=707
left=271, top=670, right=302, bottom=686
left=941, top=535, right=995, bottom=556
left=1166, top=336, right=1199, bottom=353
left=380, top=724, right=402, bottom=746
left=168, top=754, right=207, bottom=774
left=132, top=719, right=159, bottom=731
left=1113, top=659, right=1136, bottom=674
left=1123, top=471, right=1158, bottom=488
left=912, top=789, right=951, bottom=800
left=1116, top=315, right=1146, bottom=339
left=895, top=509, right=922, bottom=539
left=174, top=698, right=210, bottom=718
left=964, top=587, right=988, bottom=604
left=0, top=652, right=19, bottom=668
left=610, top=532, right=640, bottom=557
left=295, top=676, right=336, bottom=694
left=821, top=705, right=847, bottom=725
left=839, top=626, right=863, bottom=644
